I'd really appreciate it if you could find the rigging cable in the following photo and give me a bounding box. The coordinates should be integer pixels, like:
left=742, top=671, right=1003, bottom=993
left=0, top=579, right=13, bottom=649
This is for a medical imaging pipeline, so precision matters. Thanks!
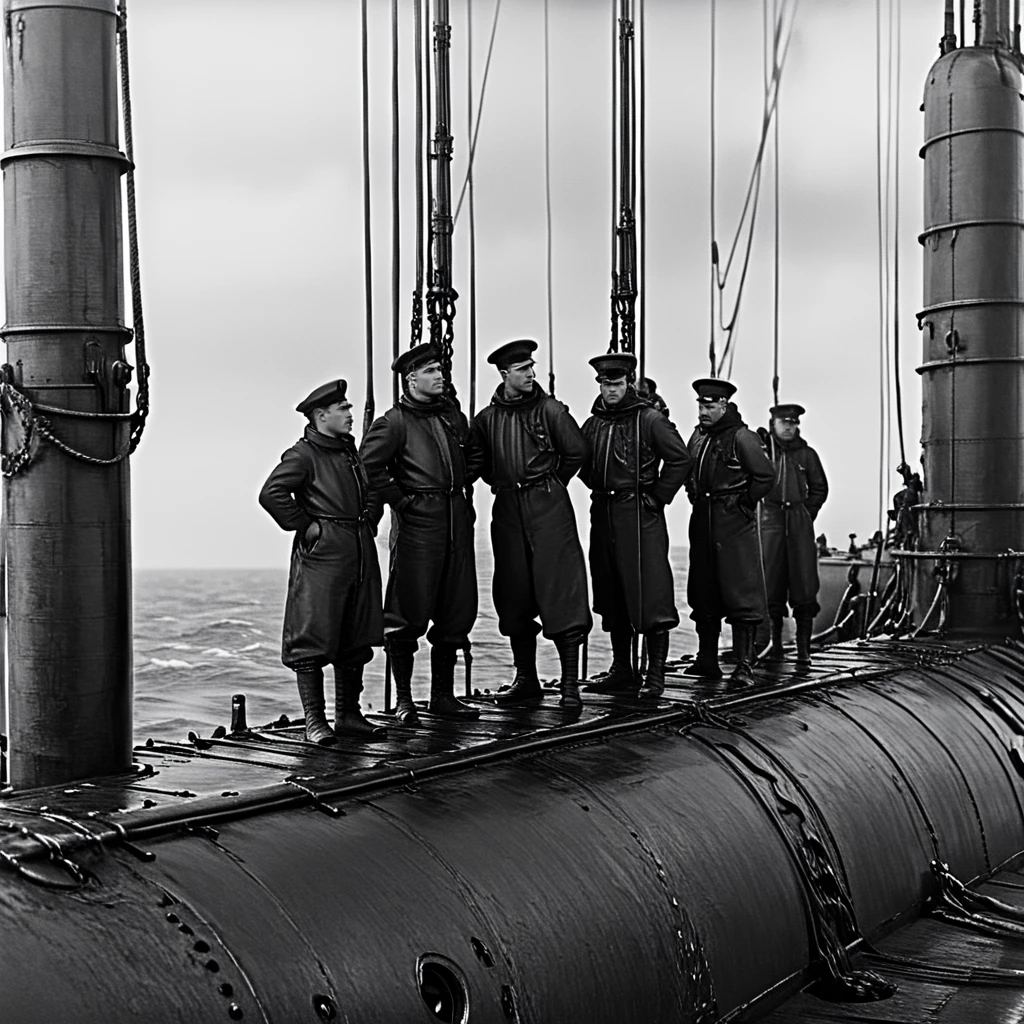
left=467, top=0, right=478, bottom=415
left=638, top=0, right=647, bottom=379
left=544, top=0, right=556, bottom=396
left=709, top=0, right=717, bottom=375
left=411, top=0, right=425, bottom=348
left=710, top=0, right=797, bottom=379
left=892, top=0, right=907, bottom=470
left=361, top=0, right=375, bottom=435
left=611, top=0, right=619, bottom=353
left=772, top=0, right=781, bottom=411
left=392, top=0, right=401, bottom=404
left=453, top=0, right=503, bottom=227
left=117, top=0, right=151, bottom=456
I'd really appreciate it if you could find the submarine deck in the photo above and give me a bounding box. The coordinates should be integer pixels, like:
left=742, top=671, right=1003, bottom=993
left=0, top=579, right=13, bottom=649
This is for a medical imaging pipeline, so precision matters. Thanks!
left=6, top=637, right=1024, bottom=1024
left=0, top=637, right=1004, bottom=838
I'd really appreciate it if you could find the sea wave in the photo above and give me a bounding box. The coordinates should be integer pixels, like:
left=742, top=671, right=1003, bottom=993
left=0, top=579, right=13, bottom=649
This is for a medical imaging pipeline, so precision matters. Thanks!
left=210, top=618, right=254, bottom=628
left=148, top=658, right=193, bottom=669
left=200, top=648, right=236, bottom=658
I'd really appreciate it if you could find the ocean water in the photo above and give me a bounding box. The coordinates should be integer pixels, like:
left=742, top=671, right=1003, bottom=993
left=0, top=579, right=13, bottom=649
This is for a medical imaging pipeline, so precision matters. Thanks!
left=134, top=546, right=698, bottom=743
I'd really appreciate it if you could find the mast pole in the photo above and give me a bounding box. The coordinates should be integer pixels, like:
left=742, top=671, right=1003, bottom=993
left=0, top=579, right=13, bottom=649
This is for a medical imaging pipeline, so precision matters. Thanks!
left=2, top=0, right=133, bottom=787
left=427, top=0, right=458, bottom=388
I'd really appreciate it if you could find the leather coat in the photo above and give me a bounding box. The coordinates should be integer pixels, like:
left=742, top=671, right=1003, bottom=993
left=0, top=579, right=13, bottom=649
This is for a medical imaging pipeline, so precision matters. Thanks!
left=259, top=427, right=383, bottom=667
left=759, top=432, right=829, bottom=619
left=360, top=396, right=477, bottom=646
left=467, top=383, right=591, bottom=639
left=686, top=405, right=775, bottom=626
left=581, top=393, right=691, bottom=633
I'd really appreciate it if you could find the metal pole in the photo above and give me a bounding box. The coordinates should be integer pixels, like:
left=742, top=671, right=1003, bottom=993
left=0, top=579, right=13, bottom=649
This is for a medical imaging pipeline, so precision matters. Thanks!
left=2, top=0, right=133, bottom=787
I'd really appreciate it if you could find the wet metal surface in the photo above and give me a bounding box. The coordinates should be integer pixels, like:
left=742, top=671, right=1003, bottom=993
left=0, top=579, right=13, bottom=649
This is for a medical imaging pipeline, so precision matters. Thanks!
left=3, top=637, right=1024, bottom=1022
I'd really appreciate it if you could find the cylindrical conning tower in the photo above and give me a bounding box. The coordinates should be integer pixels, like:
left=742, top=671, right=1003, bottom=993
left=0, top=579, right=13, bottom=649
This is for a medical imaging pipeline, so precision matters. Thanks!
left=915, top=0, right=1024, bottom=635
left=2, top=0, right=133, bottom=786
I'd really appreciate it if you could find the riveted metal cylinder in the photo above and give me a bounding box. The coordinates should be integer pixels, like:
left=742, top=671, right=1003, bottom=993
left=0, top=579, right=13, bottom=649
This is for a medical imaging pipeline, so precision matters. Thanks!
left=2, top=0, right=133, bottom=787
left=915, top=0, right=1024, bottom=634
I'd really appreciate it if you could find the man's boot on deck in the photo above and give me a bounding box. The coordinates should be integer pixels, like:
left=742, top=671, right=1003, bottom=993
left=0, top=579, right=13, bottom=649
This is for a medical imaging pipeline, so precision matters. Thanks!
left=334, top=661, right=387, bottom=738
left=795, top=616, right=814, bottom=668
left=295, top=662, right=337, bottom=745
left=494, top=633, right=543, bottom=706
left=639, top=629, right=670, bottom=697
left=428, top=642, right=480, bottom=720
left=387, top=640, right=420, bottom=725
left=583, top=629, right=638, bottom=694
left=729, top=623, right=757, bottom=686
left=554, top=630, right=584, bottom=709
left=683, top=623, right=723, bottom=679
left=763, top=617, right=784, bottom=661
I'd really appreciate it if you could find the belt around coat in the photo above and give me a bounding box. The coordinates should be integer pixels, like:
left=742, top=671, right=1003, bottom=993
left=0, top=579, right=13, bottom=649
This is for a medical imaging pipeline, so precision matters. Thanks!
left=763, top=499, right=804, bottom=509
left=316, top=512, right=371, bottom=525
left=492, top=475, right=555, bottom=493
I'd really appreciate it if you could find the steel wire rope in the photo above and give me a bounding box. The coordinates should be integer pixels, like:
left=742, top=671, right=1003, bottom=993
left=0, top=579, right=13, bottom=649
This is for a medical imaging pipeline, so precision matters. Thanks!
left=360, top=0, right=375, bottom=436
left=611, top=0, right=619, bottom=353
left=892, top=0, right=907, bottom=471
left=411, top=0, right=425, bottom=349
left=875, top=0, right=892, bottom=537
left=467, top=0, right=478, bottom=416
left=543, top=0, right=555, bottom=397
left=452, top=0, right=502, bottom=227
left=771, top=0, right=781, bottom=411
left=710, top=0, right=797, bottom=379
left=708, top=0, right=717, bottom=375
left=392, top=0, right=401, bottom=405
left=638, top=0, right=646, bottom=379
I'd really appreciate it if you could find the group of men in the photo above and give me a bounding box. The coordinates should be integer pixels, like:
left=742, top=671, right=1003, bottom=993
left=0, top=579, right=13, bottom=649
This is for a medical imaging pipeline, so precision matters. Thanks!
left=259, top=339, right=828, bottom=745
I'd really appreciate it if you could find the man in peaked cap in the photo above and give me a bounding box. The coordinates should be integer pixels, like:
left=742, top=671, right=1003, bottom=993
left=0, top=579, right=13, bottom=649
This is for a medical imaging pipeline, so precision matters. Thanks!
left=359, top=342, right=480, bottom=724
left=259, top=379, right=385, bottom=745
left=579, top=352, right=691, bottom=698
left=685, top=377, right=775, bottom=685
left=465, top=338, right=592, bottom=709
left=759, top=402, right=829, bottom=667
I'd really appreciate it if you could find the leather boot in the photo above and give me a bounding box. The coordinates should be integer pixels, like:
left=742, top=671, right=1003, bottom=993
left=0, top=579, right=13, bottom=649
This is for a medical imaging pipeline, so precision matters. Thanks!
left=428, top=642, right=480, bottom=720
left=729, top=623, right=756, bottom=686
left=554, top=630, right=584, bottom=709
left=683, top=624, right=723, bottom=679
left=583, top=629, right=638, bottom=694
left=494, top=634, right=543, bottom=706
left=295, top=664, right=337, bottom=745
left=334, top=662, right=387, bottom=738
left=639, top=629, right=670, bottom=697
left=763, top=617, right=784, bottom=661
left=387, top=641, right=420, bottom=725
left=795, top=616, right=814, bottom=667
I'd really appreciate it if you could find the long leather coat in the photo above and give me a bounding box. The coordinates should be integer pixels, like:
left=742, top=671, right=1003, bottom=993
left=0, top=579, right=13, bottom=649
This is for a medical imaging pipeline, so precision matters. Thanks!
left=259, top=427, right=383, bottom=668
left=359, top=395, right=477, bottom=647
left=467, top=383, right=591, bottom=640
left=580, top=393, right=691, bottom=634
left=686, top=406, right=775, bottom=626
left=759, top=432, right=829, bottom=619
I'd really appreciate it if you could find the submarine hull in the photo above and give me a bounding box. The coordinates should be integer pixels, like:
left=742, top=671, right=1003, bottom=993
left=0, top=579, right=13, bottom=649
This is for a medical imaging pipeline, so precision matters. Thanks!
left=3, top=644, right=1024, bottom=1022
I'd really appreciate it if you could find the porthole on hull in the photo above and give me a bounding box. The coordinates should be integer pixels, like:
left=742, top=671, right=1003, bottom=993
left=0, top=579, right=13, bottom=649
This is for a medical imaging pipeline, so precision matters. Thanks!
left=417, top=953, right=470, bottom=1024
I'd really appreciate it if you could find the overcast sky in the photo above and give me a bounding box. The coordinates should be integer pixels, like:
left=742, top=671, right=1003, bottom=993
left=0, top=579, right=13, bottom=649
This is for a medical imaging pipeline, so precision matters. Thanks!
left=17, top=0, right=951, bottom=567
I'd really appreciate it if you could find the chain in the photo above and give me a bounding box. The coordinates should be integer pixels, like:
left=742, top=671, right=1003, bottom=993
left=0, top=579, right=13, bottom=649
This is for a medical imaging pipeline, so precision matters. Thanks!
left=1, top=383, right=132, bottom=476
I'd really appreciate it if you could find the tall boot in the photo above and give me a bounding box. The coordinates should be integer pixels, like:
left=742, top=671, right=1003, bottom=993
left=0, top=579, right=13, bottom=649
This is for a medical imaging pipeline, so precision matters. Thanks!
left=554, top=630, right=584, bottom=709
left=494, top=634, right=543, bottom=706
left=762, top=617, right=784, bottom=661
left=334, top=662, right=387, bottom=738
left=428, top=642, right=481, bottom=720
left=729, top=623, right=757, bottom=686
left=795, top=616, right=814, bottom=667
left=583, top=629, right=638, bottom=694
left=683, top=624, right=723, bottom=678
left=638, top=629, right=670, bottom=697
left=295, top=663, right=336, bottom=746
left=387, top=641, right=420, bottom=725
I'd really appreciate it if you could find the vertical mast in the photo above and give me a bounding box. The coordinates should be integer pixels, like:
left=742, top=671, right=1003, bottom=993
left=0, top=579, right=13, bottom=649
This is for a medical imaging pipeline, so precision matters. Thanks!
left=2, top=0, right=133, bottom=786
left=427, top=0, right=458, bottom=386
left=914, top=0, right=1023, bottom=635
